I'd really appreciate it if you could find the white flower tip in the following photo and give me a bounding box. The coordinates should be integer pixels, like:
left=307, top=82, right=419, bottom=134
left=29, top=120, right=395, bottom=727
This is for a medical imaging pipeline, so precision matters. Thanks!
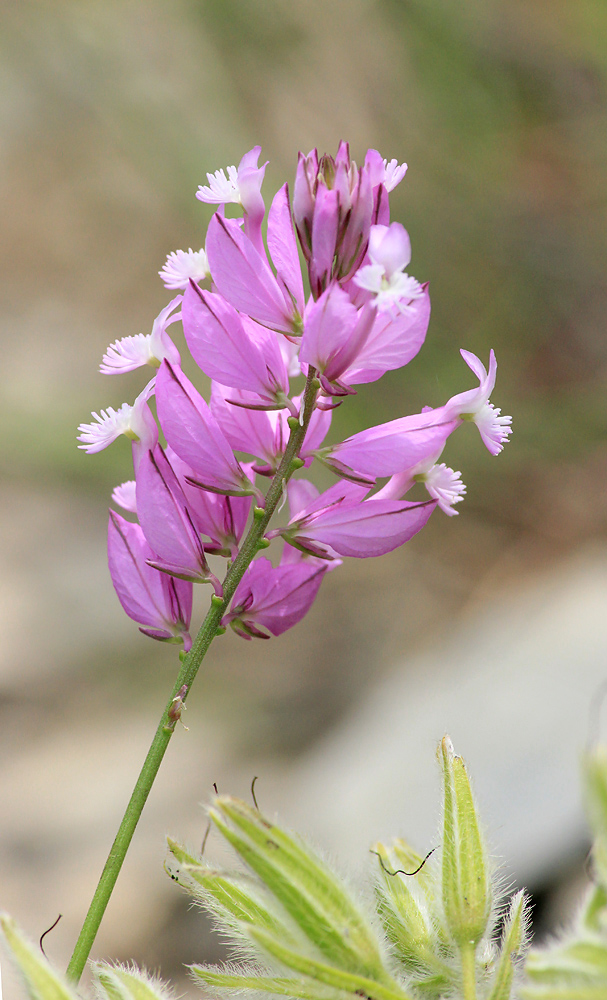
left=159, top=248, right=210, bottom=289
left=112, top=480, right=137, bottom=514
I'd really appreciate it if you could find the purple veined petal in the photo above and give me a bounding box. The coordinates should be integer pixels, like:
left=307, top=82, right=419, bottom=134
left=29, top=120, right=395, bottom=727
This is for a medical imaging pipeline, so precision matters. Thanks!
left=299, top=284, right=359, bottom=375
left=182, top=282, right=279, bottom=399
left=335, top=165, right=374, bottom=281
left=293, top=149, right=319, bottom=260
left=329, top=408, right=459, bottom=478
left=295, top=496, right=437, bottom=558
left=339, top=285, right=430, bottom=385
left=108, top=511, right=192, bottom=647
left=206, top=213, right=298, bottom=334
left=267, top=183, right=305, bottom=315
left=210, top=382, right=283, bottom=470
left=309, top=184, right=339, bottom=297
left=240, top=315, right=290, bottom=397
left=155, top=360, right=251, bottom=494
left=135, top=445, right=211, bottom=583
left=223, top=556, right=327, bottom=637
left=167, top=445, right=252, bottom=555
left=291, top=479, right=370, bottom=523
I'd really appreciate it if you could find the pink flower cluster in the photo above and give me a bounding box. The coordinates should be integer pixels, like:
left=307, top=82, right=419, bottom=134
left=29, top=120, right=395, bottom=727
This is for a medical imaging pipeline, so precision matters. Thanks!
left=78, top=144, right=511, bottom=649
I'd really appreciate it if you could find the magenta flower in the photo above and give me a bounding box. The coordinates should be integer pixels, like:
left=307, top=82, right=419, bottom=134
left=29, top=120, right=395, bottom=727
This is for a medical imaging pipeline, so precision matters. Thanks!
left=155, top=360, right=255, bottom=495
left=80, top=141, right=512, bottom=651
left=99, top=297, right=182, bottom=375
left=267, top=183, right=306, bottom=316
left=135, top=446, right=219, bottom=588
left=181, top=281, right=290, bottom=404
left=274, top=479, right=436, bottom=559
left=205, top=213, right=300, bottom=334
left=326, top=409, right=459, bottom=480
left=196, top=146, right=268, bottom=255
left=222, top=555, right=327, bottom=639
left=167, top=446, right=252, bottom=557
left=211, top=383, right=331, bottom=474
left=108, top=511, right=193, bottom=649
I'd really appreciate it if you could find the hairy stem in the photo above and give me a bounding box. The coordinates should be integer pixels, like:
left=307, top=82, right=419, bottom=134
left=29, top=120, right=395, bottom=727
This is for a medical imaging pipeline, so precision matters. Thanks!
left=66, top=369, right=319, bottom=984
left=460, top=944, right=477, bottom=1000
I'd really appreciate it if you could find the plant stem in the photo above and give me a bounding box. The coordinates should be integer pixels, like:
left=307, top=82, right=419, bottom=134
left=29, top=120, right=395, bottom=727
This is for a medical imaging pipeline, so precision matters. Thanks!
left=66, top=369, right=319, bottom=984
left=460, top=943, right=477, bottom=1000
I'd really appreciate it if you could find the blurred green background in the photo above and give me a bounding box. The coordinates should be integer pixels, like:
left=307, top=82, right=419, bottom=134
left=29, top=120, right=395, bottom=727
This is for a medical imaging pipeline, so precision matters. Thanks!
left=1, top=0, right=607, bottom=991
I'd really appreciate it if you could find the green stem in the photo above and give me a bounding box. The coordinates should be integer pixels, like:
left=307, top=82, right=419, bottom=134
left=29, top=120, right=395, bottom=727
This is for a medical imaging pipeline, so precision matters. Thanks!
left=461, top=943, right=477, bottom=1000
left=66, top=369, right=319, bottom=984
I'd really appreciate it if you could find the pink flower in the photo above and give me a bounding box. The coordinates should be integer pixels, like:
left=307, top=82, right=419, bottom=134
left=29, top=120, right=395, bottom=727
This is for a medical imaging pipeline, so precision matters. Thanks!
left=267, top=183, right=306, bottom=316
left=99, top=297, right=182, bottom=374
left=293, top=142, right=375, bottom=294
left=167, top=446, right=252, bottom=557
left=135, top=446, right=219, bottom=588
left=439, top=349, right=512, bottom=455
left=196, top=146, right=268, bottom=255
left=278, top=480, right=437, bottom=559
left=222, top=555, right=327, bottom=639
left=326, top=409, right=459, bottom=480
left=210, top=383, right=331, bottom=474
left=205, top=213, right=300, bottom=334
left=353, top=223, right=424, bottom=315
left=155, top=360, right=255, bottom=495
left=375, top=459, right=466, bottom=516
left=108, top=511, right=193, bottom=649
left=181, top=281, right=290, bottom=404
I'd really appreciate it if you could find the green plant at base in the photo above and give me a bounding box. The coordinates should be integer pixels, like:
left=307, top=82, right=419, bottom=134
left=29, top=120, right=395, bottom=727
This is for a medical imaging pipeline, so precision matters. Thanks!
left=10, top=739, right=607, bottom=1000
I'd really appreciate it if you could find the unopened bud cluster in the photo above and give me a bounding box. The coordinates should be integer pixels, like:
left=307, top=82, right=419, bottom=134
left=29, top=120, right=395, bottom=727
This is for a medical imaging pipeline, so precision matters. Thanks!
left=77, top=143, right=511, bottom=648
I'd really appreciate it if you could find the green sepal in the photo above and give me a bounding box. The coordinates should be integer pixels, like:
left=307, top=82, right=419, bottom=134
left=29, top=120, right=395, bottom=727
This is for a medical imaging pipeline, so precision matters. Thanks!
left=486, top=889, right=528, bottom=1000
left=440, top=736, right=490, bottom=947
left=166, top=838, right=300, bottom=944
left=209, top=796, right=392, bottom=983
left=248, top=926, right=413, bottom=1000
left=93, top=964, right=173, bottom=1000
left=0, top=915, right=79, bottom=1000
left=372, top=840, right=452, bottom=989
left=190, top=967, right=350, bottom=1000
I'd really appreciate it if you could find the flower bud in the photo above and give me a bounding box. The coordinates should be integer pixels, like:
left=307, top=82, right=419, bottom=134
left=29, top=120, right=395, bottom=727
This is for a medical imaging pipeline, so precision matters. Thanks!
left=373, top=839, right=451, bottom=987
left=439, top=736, right=491, bottom=948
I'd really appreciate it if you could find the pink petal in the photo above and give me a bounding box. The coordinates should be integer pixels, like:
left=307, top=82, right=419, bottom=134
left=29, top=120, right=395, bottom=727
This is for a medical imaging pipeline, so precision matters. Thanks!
left=206, top=213, right=297, bottom=333
left=298, top=497, right=436, bottom=558
left=267, top=183, right=305, bottom=315
left=156, top=360, right=249, bottom=493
